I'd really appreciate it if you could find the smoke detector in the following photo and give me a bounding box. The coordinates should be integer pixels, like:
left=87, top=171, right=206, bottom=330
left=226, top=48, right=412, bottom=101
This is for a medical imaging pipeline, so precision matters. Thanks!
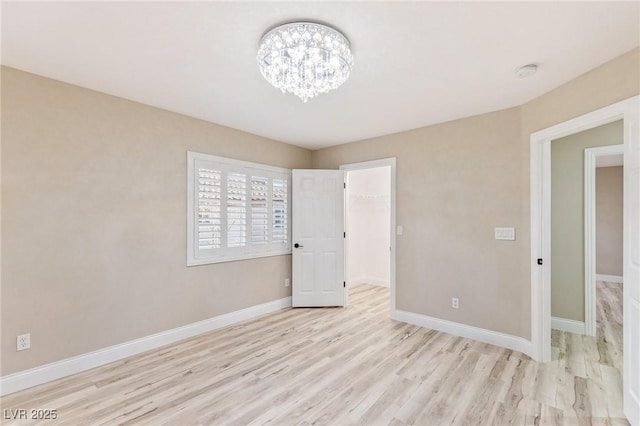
left=515, top=64, right=538, bottom=78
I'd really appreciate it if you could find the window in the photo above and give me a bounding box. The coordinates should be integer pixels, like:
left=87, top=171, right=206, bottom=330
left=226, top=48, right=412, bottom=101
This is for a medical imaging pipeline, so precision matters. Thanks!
left=187, top=152, right=291, bottom=265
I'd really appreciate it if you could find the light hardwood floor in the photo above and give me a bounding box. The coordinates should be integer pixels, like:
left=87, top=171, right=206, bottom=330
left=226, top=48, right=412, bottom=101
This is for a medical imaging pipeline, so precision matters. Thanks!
left=1, top=282, right=627, bottom=425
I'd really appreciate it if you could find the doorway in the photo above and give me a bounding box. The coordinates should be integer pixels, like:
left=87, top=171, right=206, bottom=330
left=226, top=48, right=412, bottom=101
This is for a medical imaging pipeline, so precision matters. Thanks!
left=340, top=158, right=396, bottom=315
left=529, top=96, right=639, bottom=424
left=548, top=123, right=623, bottom=337
left=587, top=144, right=624, bottom=335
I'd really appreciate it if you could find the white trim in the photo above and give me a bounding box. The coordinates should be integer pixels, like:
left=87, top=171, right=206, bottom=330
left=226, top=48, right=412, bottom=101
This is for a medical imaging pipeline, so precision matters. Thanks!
left=530, top=95, right=638, bottom=363
left=596, top=274, right=624, bottom=283
left=349, top=276, right=390, bottom=288
left=551, top=316, right=586, bottom=335
left=585, top=144, right=624, bottom=336
left=0, top=297, right=292, bottom=396
left=340, top=158, right=397, bottom=317
left=530, top=136, right=551, bottom=362
left=393, top=310, right=533, bottom=356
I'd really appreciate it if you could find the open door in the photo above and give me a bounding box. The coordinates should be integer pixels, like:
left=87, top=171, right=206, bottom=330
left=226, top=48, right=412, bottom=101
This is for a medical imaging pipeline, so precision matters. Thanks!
left=624, top=100, right=640, bottom=426
left=292, top=169, right=345, bottom=307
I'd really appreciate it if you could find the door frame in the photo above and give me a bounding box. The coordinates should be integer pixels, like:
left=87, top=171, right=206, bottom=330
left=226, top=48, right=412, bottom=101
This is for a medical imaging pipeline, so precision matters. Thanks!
left=530, top=95, right=638, bottom=363
left=584, top=144, right=624, bottom=337
left=340, top=158, right=397, bottom=316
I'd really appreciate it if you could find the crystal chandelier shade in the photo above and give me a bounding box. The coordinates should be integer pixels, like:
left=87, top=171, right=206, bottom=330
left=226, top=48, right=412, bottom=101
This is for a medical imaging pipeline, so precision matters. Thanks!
left=257, top=22, right=353, bottom=102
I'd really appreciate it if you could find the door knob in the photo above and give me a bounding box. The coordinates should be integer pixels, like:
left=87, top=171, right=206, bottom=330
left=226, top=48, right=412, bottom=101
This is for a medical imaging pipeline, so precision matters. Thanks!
left=294, top=243, right=304, bottom=248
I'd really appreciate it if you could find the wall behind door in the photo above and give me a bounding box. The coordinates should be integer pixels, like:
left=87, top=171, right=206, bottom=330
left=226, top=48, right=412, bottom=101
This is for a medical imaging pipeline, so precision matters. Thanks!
left=347, top=167, right=391, bottom=287
left=596, top=165, right=623, bottom=278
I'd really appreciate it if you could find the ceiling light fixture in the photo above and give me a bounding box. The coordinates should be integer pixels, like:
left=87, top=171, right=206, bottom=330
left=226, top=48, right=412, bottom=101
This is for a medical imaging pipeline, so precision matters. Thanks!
left=515, top=64, right=538, bottom=78
left=257, top=22, right=354, bottom=102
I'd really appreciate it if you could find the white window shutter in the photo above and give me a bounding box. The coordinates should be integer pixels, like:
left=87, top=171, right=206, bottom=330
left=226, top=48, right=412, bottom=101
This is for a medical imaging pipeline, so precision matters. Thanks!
left=226, top=172, right=247, bottom=248
left=272, top=177, right=288, bottom=246
left=251, top=176, right=269, bottom=245
left=187, top=152, right=291, bottom=266
left=196, top=167, right=222, bottom=256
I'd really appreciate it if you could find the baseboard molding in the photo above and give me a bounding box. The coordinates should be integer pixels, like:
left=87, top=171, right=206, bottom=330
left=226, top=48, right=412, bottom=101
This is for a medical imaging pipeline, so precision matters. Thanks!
left=0, top=296, right=292, bottom=396
left=393, top=310, right=533, bottom=358
left=551, top=316, right=586, bottom=335
left=349, top=276, right=390, bottom=288
left=596, top=274, right=623, bottom=284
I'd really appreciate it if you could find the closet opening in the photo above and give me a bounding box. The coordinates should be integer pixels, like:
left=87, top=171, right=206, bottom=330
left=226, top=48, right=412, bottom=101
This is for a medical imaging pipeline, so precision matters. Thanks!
left=342, top=159, right=395, bottom=315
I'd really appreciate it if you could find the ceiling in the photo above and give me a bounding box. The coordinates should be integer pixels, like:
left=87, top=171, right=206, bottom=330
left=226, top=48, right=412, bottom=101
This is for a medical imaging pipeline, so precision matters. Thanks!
left=2, top=2, right=639, bottom=150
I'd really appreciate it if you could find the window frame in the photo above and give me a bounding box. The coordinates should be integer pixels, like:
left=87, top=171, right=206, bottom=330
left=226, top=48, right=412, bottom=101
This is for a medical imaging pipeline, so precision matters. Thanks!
left=187, top=151, right=292, bottom=266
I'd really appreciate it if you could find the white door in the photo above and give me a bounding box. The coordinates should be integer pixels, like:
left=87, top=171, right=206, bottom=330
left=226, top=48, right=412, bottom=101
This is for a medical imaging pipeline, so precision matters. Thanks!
left=624, top=100, right=640, bottom=425
left=292, top=169, right=345, bottom=307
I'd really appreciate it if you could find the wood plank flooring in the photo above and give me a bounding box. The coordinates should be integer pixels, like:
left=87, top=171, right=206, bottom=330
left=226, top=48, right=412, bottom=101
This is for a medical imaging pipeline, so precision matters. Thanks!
left=1, top=282, right=627, bottom=425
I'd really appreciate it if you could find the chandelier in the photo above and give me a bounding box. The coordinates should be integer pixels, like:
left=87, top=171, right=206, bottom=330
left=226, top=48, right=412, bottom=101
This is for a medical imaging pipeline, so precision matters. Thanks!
left=257, top=22, right=353, bottom=102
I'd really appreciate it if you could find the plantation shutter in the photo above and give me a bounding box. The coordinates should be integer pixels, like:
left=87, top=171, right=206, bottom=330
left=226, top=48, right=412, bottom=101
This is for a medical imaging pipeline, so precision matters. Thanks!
left=226, top=172, right=247, bottom=248
left=272, top=177, right=288, bottom=246
left=188, top=152, right=291, bottom=265
left=196, top=166, right=222, bottom=258
left=251, top=176, right=270, bottom=245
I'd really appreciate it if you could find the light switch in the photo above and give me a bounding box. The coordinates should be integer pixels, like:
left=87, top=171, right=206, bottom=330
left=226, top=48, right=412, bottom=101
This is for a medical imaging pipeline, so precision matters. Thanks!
left=495, top=227, right=515, bottom=241
left=397, top=225, right=403, bottom=236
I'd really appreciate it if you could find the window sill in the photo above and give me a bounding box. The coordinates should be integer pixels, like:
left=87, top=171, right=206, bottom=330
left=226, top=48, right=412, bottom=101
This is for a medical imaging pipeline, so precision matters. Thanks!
left=187, top=250, right=292, bottom=266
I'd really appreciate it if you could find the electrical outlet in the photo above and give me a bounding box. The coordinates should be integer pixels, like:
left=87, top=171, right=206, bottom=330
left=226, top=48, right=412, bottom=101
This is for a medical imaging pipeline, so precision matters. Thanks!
left=284, top=278, right=290, bottom=287
left=451, top=298, right=459, bottom=309
left=17, top=333, right=30, bottom=351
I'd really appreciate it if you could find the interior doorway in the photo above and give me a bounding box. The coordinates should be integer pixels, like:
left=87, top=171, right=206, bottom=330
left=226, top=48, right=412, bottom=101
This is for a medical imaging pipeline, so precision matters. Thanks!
left=591, top=151, right=624, bottom=378
left=588, top=145, right=624, bottom=335
left=548, top=123, right=623, bottom=337
left=340, top=158, right=396, bottom=315
left=529, top=96, right=639, bottom=424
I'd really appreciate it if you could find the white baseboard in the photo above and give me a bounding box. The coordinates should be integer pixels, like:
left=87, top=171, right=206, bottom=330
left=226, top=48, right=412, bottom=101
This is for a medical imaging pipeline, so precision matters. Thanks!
left=0, top=296, right=292, bottom=396
left=349, top=276, right=390, bottom=288
left=551, top=316, right=586, bottom=334
left=596, top=274, right=623, bottom=284
left=348, top=276, right=368, bottom=287
left=393, top=310, right=533, bottom=358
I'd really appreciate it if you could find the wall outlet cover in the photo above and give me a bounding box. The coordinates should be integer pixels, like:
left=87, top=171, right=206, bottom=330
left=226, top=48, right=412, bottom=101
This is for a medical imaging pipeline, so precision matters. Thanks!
left=17, top=333, right=30, bottom=351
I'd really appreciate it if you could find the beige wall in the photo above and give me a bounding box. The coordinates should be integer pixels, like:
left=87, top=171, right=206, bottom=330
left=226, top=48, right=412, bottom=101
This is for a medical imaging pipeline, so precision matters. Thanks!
left=314, top=107, right=525, bottom=336
left=1, top=67, right=311, bottom=375
left=596, top=166, right=624, bottom=277
left=550, top=122, right=622, bottom=322
left=313, top=47, right=639, bottom=340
